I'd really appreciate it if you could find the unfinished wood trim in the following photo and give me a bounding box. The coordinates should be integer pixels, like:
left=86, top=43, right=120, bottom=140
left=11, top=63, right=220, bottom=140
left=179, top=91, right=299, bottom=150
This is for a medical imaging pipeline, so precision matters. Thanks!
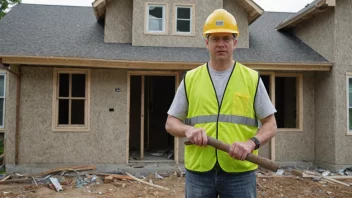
left=275, top=73, right=303, bottom=131
left=126, top=72, right=131, bottom=164
left=140, top=76, right=145, bottom=160
left=126, top=70, right=179, bottom=163
left=172, top=3, right=195, bottom=36
left=144, top=2, right=169, bottom=35
left=269, top=73, right=275, bottom=161
left=52, top=68, right=91, bottom=132
left=175, top=71, right=180, bottom=164
left=1, top=56, right=333, bottom=71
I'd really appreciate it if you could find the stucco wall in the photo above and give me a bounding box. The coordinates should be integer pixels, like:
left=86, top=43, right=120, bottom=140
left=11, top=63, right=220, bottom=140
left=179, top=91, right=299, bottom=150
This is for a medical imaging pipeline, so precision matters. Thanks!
left=333, top=0, right=352, bottom=166
left=104, top=0, right=133, bottom=43
left=294, top=9, right=335, bottom=61
left=6, top=67, right=127, bottom=164
left=314, top=71, right=336, bottom=166
left=275, top=73, right=315, bottom=162
left=4, top=71, right=17, bottom=164
left=223, top=0, right=249, bottom=48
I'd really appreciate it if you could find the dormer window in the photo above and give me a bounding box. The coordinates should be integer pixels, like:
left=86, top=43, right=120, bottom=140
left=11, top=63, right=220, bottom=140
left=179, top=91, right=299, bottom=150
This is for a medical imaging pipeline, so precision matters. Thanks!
left=176, top=6, right=191, bottom=33
left=173, top=4, right=195, bottom=36
left=146, top=4, right=167, bottom=34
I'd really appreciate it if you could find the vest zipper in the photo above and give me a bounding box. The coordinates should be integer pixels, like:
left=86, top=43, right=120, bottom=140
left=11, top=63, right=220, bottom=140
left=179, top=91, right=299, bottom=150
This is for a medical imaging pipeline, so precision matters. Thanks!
left=206, top=62, right=236, bottom=169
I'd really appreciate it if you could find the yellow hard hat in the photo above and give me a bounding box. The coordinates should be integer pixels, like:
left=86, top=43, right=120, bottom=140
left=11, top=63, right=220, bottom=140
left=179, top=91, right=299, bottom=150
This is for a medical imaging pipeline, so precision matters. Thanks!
left=203, top=9, right=239, bottom=37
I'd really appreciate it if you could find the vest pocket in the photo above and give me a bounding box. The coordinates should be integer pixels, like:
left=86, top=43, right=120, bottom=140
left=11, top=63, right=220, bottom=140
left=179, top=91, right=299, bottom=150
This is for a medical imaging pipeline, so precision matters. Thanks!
left=232, top=92, right=250, bottom=116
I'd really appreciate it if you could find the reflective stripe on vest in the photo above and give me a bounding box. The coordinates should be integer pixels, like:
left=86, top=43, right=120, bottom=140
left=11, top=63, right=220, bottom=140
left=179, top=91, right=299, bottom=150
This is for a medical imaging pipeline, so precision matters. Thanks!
left=185, top=114, right=258, bottom=127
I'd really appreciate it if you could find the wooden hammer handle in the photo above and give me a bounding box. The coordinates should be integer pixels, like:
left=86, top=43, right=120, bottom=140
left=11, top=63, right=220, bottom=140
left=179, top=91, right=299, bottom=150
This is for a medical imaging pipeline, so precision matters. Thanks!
left=184, top=136, right=279, bottom=172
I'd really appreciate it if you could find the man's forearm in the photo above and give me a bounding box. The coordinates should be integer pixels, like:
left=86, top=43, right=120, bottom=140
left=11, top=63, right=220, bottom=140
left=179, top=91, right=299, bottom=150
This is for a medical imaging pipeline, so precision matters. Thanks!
left=165, top=115, right=192, bottom=138
left=255, top=114, right=277, bottom=146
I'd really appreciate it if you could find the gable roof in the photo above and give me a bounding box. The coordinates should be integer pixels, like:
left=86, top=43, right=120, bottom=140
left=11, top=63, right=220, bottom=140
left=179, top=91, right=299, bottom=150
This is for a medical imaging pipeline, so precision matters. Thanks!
left=0, top=4, right=330, bottom=70
left=92, top=0, right=264, bottom=24
left=276, top=0, right=335, bottom=30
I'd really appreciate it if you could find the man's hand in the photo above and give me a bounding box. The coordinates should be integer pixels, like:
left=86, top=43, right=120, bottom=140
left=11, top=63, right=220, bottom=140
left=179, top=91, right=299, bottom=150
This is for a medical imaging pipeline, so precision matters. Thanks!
left=185, top=127, right=207, bottom=146
left=229, top=140, right=256, bottom=160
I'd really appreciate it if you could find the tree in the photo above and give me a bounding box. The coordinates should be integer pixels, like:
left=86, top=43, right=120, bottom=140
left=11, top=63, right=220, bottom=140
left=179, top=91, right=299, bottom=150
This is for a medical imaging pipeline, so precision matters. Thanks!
left=0, top=0, right=21, bottom=19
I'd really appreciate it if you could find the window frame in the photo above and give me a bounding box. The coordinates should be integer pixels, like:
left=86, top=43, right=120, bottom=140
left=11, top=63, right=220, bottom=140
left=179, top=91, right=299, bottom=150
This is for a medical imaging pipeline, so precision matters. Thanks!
left=52, top=69, right=90, bottom=132
left=260, top=72, right=303, bottom=131
left=172, top=4, right=195, bottom=36
left=0, top=72, right=6, bottom=129
left=346, top=73, right=352, bottom=135
left=145, top=3, right=168, bottom=35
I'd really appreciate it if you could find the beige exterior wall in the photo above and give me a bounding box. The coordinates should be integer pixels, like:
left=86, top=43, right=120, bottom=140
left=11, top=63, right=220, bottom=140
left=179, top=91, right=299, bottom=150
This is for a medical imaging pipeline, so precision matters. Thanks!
left=294, top=9, right=335, bottom=61
left=333, top=0, right=352, bottom=166
left=276, top=73, right=315, bottom=162
left=4, top=71, right=17, bottom=164
left=223, top=0, right=249, bottom=48
left=6, top=67, right=128, bottom=164
left=104, top=0, right=249, bottom=48
left=104, top=0, right=133, bottom=43
left=314, top=71, right=336, bottom=166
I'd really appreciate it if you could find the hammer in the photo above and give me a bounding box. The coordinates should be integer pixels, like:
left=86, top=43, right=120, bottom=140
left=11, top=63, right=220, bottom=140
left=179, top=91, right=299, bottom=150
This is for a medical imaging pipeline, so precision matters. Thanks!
left=184, top=136, right=279, bottom=172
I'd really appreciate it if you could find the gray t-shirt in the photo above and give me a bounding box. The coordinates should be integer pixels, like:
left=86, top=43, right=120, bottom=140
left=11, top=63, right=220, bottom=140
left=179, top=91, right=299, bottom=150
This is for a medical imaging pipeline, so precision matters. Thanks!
left=167, top=65, right=276, bottom=121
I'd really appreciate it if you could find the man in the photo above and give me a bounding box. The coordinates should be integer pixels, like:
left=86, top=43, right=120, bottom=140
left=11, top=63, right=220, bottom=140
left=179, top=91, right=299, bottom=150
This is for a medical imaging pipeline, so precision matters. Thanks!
left=165, top=9, right=277, bottom=198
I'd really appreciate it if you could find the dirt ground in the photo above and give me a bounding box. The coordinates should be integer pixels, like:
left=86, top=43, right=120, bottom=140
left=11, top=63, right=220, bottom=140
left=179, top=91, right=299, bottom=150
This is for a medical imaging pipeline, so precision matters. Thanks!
left=0, top=173, right=351, bottom=198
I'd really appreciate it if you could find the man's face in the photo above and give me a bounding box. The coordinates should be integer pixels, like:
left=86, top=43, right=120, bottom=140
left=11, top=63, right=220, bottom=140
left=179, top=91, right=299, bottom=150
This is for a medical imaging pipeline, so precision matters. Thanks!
left=206, top=33, right=237, bottom=61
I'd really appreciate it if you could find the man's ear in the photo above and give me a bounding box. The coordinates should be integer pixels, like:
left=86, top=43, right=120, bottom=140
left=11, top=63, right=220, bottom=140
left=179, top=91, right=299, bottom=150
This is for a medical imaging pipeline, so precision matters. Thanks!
left=233, top=39, right=238, bottom=49
left=206, top=39, right=209, bottom=50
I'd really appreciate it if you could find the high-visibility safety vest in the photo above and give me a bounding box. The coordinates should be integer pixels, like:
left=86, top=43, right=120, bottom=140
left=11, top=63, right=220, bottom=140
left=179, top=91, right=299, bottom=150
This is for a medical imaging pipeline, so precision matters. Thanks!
left=184, top=62, right=259, bottom=173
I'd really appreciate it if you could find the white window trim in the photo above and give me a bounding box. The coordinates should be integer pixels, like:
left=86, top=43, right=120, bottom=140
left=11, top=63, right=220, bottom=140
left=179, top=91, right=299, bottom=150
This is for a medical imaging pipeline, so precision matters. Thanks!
left=346, top=73, right=352, bottom=135
left=52, top=68, right=91, bottom=132
left=145, top=3, right=168, bottom=35
left=0, top=73, right=6, bottom=129
left=172, top=4, right=195, bottom=36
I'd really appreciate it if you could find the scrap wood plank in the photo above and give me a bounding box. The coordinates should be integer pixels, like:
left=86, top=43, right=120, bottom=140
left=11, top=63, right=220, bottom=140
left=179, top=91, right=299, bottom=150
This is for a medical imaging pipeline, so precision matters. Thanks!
left=327, top=176, right=352, bottom=180
left=323, top=176, right=351, bottom=187
left=94, top=173, right=133, bottom=180
left=0, top=175, right=11, bottom=182
left=36, top=165, right=97, bottom=177
left=0, top=178, right=31, bottom=184
left=291, top=170, right=320, bottom=178
left=125, top=172, right=169, bottom=191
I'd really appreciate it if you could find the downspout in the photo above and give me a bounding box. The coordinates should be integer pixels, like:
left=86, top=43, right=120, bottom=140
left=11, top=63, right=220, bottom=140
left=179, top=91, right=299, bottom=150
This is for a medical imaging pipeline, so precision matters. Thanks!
left=0, top=59, right=21, bottom=165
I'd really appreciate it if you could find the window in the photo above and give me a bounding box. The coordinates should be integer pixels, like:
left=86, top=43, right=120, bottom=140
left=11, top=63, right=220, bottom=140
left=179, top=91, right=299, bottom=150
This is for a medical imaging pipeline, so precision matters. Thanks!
left=260, top=73, right=303, bottom=131
left=175, top=6, right=191, bottom=34
left=53, top=69, right=90, bottom=131
left=0, top=74, right=5, bottom=128
left=173, top=4, right=194, bottom=36
left=146, top=4, right=166, bottom=33
left=347, top=75, right=352, bottom=134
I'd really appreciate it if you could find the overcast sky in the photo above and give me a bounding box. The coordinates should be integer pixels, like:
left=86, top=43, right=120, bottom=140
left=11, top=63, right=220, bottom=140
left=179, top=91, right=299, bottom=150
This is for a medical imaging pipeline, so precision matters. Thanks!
left=21, top=0, right=315, bottom=13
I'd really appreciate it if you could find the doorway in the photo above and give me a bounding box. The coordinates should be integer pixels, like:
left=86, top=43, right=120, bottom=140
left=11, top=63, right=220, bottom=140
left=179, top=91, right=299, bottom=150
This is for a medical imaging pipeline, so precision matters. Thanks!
left=127, top=71, right=179, bottom=163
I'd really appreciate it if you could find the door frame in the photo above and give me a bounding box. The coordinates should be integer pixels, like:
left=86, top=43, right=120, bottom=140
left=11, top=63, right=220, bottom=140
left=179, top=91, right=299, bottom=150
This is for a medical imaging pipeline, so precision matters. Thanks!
left=126, top=71, right=180, bottom=164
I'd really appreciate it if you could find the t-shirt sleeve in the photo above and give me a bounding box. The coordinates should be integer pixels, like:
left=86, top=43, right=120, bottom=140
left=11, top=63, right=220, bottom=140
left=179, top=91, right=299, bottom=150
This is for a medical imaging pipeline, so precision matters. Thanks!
left=167, top=79, right=188, bottom=121
left=255, top=78, right=277, bottom=120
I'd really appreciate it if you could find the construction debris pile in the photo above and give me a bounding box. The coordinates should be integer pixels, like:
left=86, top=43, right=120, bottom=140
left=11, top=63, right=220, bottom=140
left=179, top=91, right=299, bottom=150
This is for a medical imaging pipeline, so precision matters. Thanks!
left=0, top=165, right=185, bottom=196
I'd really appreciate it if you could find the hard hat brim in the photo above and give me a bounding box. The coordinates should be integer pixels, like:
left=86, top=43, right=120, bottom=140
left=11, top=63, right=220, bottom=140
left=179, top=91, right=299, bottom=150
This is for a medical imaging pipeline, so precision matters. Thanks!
left=203, top=29, right=240, bottom=36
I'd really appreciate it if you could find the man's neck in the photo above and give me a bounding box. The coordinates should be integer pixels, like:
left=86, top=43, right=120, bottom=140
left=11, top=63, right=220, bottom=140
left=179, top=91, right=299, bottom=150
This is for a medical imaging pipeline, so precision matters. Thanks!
left=209, top=60, right=235, bottom=71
